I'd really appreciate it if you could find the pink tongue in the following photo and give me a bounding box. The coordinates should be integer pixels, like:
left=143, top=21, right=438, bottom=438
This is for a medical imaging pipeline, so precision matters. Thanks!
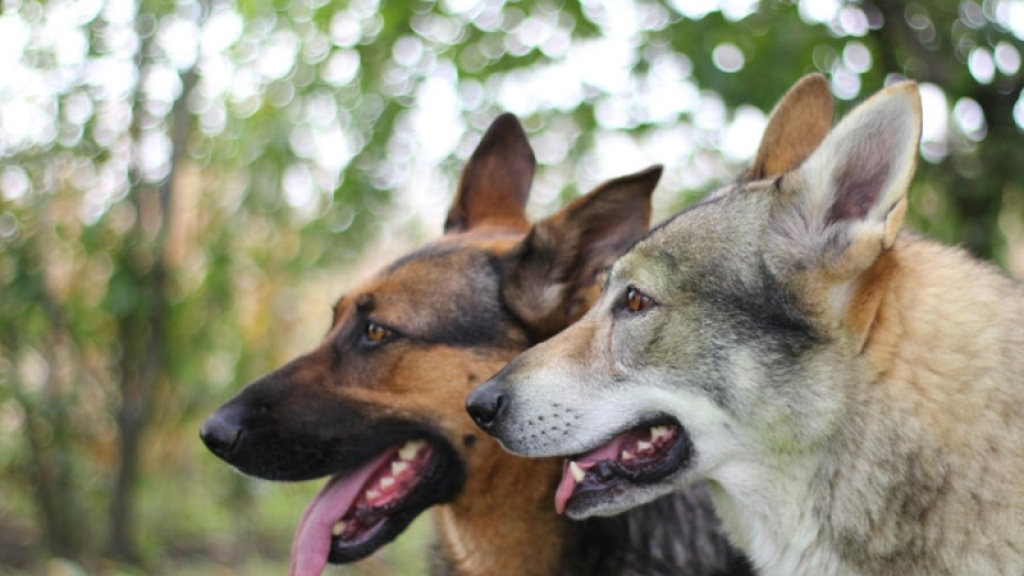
left=553, top=435, right=629, bottom=515
left=289, top=449, right=398, bottom=576
left=554, top=461, right=577, bottom=515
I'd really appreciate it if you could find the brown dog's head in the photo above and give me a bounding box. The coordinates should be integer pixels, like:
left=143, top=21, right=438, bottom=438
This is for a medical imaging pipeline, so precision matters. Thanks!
left=200, top=114, right=659, bottom=575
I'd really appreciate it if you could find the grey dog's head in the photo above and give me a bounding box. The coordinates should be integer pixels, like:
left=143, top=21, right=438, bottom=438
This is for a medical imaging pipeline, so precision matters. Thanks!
left=468, top=76, right=922, bottom=519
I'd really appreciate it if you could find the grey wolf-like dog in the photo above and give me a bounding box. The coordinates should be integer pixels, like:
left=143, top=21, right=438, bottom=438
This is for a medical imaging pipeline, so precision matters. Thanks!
left=469, top=77, right=1024, bottom=575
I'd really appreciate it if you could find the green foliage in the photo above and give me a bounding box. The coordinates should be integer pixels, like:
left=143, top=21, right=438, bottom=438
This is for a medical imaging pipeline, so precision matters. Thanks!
left=0, top=0, right=1022, bottom=573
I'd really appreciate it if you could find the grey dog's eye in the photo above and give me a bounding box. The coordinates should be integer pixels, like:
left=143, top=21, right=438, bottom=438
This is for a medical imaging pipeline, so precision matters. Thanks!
left=625, top=287, right=652, bottom=313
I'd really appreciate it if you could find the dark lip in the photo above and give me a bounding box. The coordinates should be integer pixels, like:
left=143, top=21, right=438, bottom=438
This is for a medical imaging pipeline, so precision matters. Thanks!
left=325, top=430, right=465, bottom=564
left=219, top=418, right=448, bottom=482
left=566, top=417, right=693, bottom=513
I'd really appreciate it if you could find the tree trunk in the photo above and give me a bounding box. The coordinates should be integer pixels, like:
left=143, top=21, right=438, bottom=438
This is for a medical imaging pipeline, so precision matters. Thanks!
left=21, top=393, right=84, bottom=559
left=105, top=46, right=199, bottom=562
left=4, top=270, right=89, bottom=559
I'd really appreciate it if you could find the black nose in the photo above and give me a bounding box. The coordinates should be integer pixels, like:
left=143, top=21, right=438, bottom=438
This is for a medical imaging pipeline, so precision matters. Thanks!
left=466, top=382, right=507, bottom=430
left=200, top=409, right=243, bottom=458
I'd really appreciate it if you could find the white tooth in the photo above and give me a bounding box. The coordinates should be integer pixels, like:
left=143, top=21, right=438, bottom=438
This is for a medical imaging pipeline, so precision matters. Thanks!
left=380, top=476, right=395, bottom=489
left=569, top=461, right=586, bottom=482
left=391, top=461, right=410, bottom=476
left=637, top=440, right=653, bottom=453
left=651, top=426, right=669, bottom=441
left=399, top=440, right=426, bottom=461
left=621, top=450, right=635, bottom=462
left=332, top=521, right=347, bottom=536
left=366, top=488, right=381, bottom=500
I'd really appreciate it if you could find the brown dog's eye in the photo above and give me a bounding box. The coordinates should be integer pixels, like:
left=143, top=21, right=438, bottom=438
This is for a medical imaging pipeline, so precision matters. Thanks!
left=365, top=321, right=391, bottom=343
left=625, top=287, right=651, bottom=313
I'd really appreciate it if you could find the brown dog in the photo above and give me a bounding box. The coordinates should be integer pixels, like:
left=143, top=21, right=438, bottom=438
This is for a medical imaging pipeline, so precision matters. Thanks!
left=201, top=114, right=751, bottom=576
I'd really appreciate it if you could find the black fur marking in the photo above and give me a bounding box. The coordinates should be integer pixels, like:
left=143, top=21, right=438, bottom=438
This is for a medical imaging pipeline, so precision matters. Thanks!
left=568, top=486, right=756, bottom=576
left=701, top=346, right=735, bottom=410
left=462, top=434, right=476, bottom=447
left=202, top=365, right=463, bottom=484
left=354, top=294, right=375, bottom=314
left=665, top=251, right=820, bottom=411
left=329, top=340, right=343, bottom=373
left=487, top=252, right=541, bottom=346
left=368, top=246, right=530, bottom=351
left=698, top=255, right=819, bottom=357
left=412, top=311, right=517, bottom=348
left=409, top=250, right=523, bottom=349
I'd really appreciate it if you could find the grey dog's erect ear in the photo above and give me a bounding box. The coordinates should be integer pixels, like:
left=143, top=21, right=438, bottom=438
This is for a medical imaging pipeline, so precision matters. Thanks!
left=744, top=73, right=835, bottom=181
left=445, top=114, right=535, bottom=234
left=769, top=82, right=922, bottom=283
left=503, top=165, right=661, bottom=340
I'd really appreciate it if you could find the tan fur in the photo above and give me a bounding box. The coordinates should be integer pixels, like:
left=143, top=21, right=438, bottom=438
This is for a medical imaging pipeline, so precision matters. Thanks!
left=435, top=454, right=564, bottom=575
left=819, top=234, right=1024, bottom=574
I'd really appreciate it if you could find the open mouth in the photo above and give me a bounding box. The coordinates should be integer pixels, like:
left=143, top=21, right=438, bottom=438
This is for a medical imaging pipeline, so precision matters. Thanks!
left=554, top=421, right=693, bottom=515
left=289, top=438, right=461, bottom=576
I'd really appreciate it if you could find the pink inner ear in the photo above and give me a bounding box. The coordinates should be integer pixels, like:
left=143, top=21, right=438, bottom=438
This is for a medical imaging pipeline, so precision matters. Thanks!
left=826, top=146, right=892, bottom=224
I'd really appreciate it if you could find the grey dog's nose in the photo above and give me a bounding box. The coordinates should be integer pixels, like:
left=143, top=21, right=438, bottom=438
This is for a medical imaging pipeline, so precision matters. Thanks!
left=466, top=381, right=507, bottom=431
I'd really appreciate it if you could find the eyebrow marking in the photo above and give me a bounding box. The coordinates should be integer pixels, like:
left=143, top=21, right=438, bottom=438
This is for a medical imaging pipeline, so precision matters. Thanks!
left=354, top=294, right=374, bottom=315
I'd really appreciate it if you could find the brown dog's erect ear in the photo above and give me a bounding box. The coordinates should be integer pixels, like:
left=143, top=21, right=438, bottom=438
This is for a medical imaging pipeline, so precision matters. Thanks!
left=445, top=113, right=535, bottom=233
left=504, top=165, right=661, bottom=339
left=744, top=73, right=834, bottom=180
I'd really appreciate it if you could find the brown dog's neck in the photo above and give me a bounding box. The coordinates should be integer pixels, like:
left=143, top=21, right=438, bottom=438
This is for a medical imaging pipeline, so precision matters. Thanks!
left=430, top=450, right=570, bottom=576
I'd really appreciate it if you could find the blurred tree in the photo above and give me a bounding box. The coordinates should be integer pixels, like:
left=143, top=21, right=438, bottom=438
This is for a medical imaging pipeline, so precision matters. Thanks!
left=0, top=0, right=1021, bottom=573
left=104, top=1, right=205, bottom=561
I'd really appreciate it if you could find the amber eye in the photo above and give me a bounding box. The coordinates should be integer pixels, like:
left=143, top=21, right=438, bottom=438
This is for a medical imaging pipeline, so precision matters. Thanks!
left=365, top=321, right=391, bottom=343
left=625, top=287, right=651, bottom=313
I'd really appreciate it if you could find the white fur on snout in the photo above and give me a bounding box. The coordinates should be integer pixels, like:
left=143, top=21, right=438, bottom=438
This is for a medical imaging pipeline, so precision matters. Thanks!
left=499, top=359, right=613, bottom=457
